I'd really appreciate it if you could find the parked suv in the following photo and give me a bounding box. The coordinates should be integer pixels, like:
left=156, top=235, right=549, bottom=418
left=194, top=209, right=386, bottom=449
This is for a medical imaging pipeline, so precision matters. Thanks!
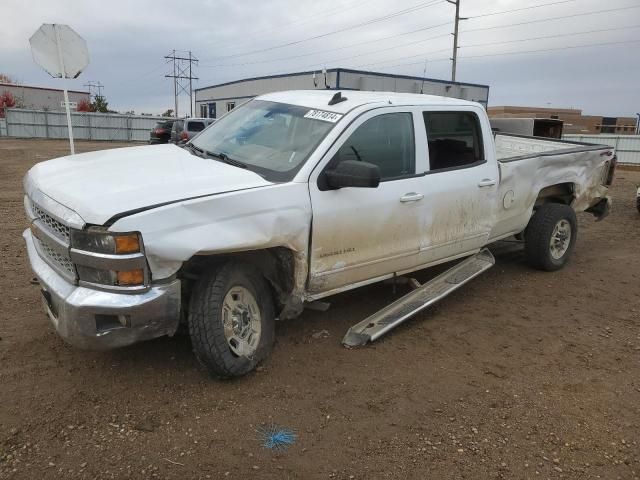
left=148, top=119, right=175, bottom=144
left=171, top=118, right=214, bottom=144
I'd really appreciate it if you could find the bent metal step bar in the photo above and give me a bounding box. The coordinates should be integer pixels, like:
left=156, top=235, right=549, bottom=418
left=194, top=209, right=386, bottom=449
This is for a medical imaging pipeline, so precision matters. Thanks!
left=342, top=249, right=495, bottom=347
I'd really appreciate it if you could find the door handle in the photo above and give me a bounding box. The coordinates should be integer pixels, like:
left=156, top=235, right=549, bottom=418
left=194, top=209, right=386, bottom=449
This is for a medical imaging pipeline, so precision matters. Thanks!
left=478, top=179, right=496, bottom=188
left=400, top=192, right=424, bottom=203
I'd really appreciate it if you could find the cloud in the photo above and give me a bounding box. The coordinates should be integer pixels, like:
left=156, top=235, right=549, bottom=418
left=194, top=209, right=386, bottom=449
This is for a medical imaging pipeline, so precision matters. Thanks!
left=1, top=0, right=638, bottom=116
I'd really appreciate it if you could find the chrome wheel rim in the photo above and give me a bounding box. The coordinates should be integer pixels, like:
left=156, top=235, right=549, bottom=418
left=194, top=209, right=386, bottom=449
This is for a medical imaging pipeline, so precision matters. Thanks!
left=222, top=286, right=261, bottom=358
left=549, top=219, right=572, bottom=260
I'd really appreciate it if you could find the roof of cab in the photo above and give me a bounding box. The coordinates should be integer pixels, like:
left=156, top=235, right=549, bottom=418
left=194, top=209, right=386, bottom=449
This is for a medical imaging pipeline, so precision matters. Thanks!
left=258, top=90, right=480, bottom=114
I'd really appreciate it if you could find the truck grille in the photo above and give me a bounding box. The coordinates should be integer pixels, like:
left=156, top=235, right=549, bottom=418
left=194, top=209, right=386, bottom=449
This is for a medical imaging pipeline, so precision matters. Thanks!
left=31, top=202, right=71, bottom=241
left=27, top=198, right=77, bottom=281
left=33, top=236, right=76, bottom=278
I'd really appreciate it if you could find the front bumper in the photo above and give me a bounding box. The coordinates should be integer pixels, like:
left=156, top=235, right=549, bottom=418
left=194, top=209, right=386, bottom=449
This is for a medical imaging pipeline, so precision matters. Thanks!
left=23, top=229, right=181, bottom=350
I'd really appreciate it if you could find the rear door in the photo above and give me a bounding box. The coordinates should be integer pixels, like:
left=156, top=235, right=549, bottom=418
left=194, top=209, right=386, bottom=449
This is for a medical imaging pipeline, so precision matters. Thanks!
left=308, top=107, right=428, bottom=294
left=415, top=108, right=499, bottom=263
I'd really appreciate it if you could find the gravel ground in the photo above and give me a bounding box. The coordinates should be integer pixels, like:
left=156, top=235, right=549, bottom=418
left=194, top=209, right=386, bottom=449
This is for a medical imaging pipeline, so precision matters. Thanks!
left=0, top=138, right=639, bottom=480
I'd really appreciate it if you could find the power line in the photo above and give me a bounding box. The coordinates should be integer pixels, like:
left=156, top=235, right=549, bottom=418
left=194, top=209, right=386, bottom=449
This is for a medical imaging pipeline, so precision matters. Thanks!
left=356, top=47, right=452, bottom=69
left=444, top=0, right=580, bottom=83
left=353, top=24, right=640, bottom=69
left=199, top=0, right=585, bottom=70
left=197, top=1, right=640, bottom=88
left=459, top=39, right=640, bottom=60
left=201, top=0, right=446, bottom=61
left=205, top=0, right=374, bottom=53
left=280, top=31, right=453, bottom=73
left=463, top=5, right=640, bottom=33
left=200, top=21, right=453, bottom=69
left=361, top=39, right=640, bottom=71
left=460, top=24, right=640, bottom=49
left=132, top=60, right=172, bottom=81
left=202, top=1, right=634, bottom=78
left=259, top=10, right=640, bottom=74
left=466, top=0, right=580, bottom=19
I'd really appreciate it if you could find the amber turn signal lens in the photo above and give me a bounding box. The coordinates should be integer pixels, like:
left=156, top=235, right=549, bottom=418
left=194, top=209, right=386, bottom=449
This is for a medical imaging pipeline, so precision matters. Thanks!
left=115, top=234, right=140, bottom=254
left=117, top=269, right=144, bottom=285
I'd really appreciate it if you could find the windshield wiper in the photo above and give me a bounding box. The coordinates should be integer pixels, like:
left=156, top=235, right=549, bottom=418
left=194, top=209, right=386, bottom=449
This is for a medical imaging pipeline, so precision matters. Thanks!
left=184, top=143, right=205, bottom=157
left=205, top=150, right=248, bottom=169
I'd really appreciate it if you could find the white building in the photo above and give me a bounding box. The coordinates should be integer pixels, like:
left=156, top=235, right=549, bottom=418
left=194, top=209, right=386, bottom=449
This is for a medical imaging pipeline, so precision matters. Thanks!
left=195, top=68, right=489, bottom=119
left=0, top=83, right=90, bottom=111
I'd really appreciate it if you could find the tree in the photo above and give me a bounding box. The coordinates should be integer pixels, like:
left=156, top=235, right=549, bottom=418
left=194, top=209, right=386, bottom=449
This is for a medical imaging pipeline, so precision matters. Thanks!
left=162, top=109, right=174, bottom=117
left=0, top=74, right=17, bottom=84
left=77, top=99, right=91, bottom=112
left=0, top=91, right=16, bottom=118
left=90, top=95, right=109, bottom=113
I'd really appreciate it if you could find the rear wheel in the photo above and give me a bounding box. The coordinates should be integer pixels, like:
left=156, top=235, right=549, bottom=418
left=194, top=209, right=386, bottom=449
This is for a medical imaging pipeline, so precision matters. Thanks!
left=525, top=203, right=577, bottom=271
left=188, top=262, right=275, bottom=378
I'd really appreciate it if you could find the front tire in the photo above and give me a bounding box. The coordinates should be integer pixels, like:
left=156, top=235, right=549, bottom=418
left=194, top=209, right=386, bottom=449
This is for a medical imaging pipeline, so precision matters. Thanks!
left=525, top=203, right=577, bottom=271
left=188, top=262, right=275, bottom=378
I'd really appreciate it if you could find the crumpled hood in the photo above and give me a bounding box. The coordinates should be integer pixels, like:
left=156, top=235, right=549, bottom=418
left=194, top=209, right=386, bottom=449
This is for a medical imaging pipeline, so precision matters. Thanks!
left=25, top=144, right=272, bottom=225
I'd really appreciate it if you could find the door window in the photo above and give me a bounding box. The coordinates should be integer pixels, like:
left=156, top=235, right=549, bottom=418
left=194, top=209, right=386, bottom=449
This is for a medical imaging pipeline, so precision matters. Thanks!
left=333, top=113, right=415, bottom=179
left=423, top=111, right=484, bottom=171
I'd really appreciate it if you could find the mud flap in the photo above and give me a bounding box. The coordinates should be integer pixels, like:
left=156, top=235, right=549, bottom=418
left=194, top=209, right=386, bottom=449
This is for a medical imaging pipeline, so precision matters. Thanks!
left=585, top=197, right=611, bottom=221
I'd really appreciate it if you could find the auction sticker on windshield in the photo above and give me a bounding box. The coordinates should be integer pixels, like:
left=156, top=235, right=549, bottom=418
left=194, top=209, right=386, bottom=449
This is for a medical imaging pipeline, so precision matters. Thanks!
left=304, top=109, right=343, bottom=123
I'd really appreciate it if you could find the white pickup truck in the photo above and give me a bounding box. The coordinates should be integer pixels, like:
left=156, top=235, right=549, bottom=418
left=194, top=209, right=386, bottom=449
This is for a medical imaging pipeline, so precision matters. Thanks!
left=23, top=90, right=616, bottom=378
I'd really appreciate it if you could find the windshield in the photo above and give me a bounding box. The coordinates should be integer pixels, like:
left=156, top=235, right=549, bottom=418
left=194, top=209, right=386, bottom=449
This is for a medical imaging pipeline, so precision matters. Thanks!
left=191, top=100, right=337, bottom=181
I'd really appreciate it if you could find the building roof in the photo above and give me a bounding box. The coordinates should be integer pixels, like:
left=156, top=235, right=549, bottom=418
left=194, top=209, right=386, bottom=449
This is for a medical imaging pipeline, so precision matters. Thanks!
left=0, top=83, right=89, bottom=95
left=195, top=67, right=489, bottom=92
left=259, top=89, right=481, bottom=114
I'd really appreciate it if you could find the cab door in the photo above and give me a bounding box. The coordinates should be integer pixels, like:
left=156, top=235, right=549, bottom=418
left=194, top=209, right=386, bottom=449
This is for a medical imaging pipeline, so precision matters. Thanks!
left=415, top=108, right=499, bottom=263
left=307, top=108, right=428, bottom=294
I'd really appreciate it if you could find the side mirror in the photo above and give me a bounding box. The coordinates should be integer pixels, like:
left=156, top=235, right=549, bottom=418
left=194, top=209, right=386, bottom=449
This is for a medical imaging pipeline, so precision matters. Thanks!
left=325, top=160, right=381, bottom=189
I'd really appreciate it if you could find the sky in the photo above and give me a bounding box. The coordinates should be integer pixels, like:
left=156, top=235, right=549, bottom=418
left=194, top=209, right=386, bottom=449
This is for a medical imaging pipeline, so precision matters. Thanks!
left=1, top=0, right=639, bottom=117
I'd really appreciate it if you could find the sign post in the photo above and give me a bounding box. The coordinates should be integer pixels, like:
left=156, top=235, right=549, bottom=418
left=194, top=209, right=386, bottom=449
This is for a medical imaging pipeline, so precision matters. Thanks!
left=29, top=24, right=89, bottom=155
left=54, top=25, right=75, bottom=154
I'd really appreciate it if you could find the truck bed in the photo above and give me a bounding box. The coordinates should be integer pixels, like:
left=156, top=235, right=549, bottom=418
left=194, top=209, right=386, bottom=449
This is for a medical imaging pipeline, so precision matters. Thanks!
left=495, top=133, right=609, bottom=162
left=489, top=133, right=613, bottom=242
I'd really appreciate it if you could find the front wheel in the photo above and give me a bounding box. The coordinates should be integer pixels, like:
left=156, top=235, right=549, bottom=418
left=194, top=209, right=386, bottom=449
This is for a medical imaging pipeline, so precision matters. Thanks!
left=188, top=262, right=275, bottom=378
left=525, top=203, right=577, bottom=271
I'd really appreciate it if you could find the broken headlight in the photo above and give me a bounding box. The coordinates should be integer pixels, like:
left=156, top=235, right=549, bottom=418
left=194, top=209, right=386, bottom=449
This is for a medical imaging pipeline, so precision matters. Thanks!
left=70, top=228, right=148, bottom=288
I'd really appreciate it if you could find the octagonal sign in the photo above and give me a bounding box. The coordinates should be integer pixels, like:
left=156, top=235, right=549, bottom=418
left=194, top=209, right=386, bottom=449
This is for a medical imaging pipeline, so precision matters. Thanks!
left=29, top=24, right=89, bottom=79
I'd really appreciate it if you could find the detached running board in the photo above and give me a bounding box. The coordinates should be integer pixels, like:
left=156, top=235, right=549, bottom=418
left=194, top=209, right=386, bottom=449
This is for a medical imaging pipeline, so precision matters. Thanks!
left=342, top=249, right=495, bottom=347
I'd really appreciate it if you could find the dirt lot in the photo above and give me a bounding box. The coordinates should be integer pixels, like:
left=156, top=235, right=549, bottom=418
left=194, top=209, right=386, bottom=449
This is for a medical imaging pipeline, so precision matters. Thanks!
left=0, top=138, right=639, bottom=480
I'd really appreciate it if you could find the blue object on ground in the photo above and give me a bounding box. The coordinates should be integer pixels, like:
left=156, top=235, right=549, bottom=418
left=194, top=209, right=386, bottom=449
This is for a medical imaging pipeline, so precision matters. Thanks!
left=257, top=424, right=297, bottom=451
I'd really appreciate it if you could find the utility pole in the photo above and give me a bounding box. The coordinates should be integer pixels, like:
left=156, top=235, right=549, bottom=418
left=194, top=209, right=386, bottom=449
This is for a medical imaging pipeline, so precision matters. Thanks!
left=446, top=0, right=467, bottom=82
left=188, top=51, right=193, bottom=117
left=172, top=50, right=177, bottom=118
left=165, top=50, right=198, bottom=118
